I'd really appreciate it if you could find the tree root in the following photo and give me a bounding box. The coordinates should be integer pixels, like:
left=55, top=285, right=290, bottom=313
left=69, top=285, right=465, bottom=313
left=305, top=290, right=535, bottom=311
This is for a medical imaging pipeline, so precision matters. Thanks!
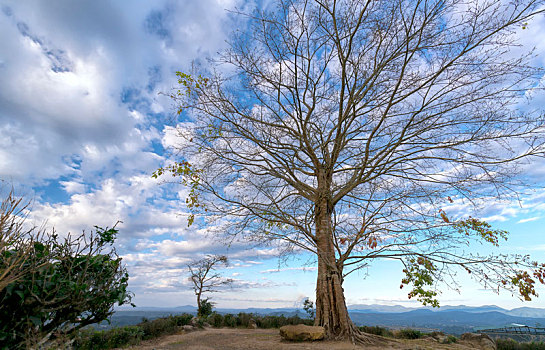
left=333, top=325, right=398, bottom=346
left=352, top=331, right=396, bottom=346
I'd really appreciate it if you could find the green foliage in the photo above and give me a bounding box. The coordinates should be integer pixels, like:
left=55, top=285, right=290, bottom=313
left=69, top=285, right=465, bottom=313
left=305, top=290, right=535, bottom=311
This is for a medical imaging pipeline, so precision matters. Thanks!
left=174, top=71, right=209, bottom=101
left=254, top=314, right=313, bottom=328
left=205, top=313, right=312, bottom=329
left=222, top=313, right=237, bottom=328
left=74, top=326, right=144, bottom=350
left=73, top=314, right=193, bottom=350
left=442, top=334, right=458, bottom=344
left=496, top=338, right=545, bottom=350
left=174, top=313, right=193, bottom=326
left=208, top=312, right=224, bottom=327
left=0, top=225, right=133, bottom=349
left=152, top=161, right=202, bottom=226
left=199, top=298, right=214, bottom=317
left=359, top=325, right=394, bottom=337
left=395, top=328, right=424, bottom=339
left=451, top=216, right=508, bottom=247
left=400, top=257, right=439, bottom=307
left=303, top=298, right=315, bottom=319
left=235, top=312, right=253, bottom=327
left=139, top=315, right=180, bottom=339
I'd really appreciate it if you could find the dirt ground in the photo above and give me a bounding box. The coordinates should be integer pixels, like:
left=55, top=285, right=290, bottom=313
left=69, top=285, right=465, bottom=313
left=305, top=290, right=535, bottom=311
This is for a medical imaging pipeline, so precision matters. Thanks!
left=120, top=328, right=483, bottom=350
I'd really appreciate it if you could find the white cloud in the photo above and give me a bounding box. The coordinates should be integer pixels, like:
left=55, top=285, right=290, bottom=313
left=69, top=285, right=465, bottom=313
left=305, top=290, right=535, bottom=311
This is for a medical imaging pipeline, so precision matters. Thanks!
left=517, top=216, right=541, bottom=224
left=260, top=266, right=317, bottom=274
left=60, top=180, right=86, bottom=194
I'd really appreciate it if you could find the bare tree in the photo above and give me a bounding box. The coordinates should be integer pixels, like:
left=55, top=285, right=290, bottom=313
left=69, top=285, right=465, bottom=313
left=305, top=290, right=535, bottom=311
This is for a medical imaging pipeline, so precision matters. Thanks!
left=158, top=0, right=545, bottom=343
left=0, top=188, right=40, bottom=292
left=187, top=255, right=233, bottom=317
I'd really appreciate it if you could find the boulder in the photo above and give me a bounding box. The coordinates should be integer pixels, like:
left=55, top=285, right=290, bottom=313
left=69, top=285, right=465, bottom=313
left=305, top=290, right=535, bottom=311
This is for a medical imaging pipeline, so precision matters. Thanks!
left=182, top=325, right=196, bottom=332
left=460, top=333, right=496, bottom=350
left=279, top=324, right=325, bottom=341
left=248, top=319, right=258, bottom=329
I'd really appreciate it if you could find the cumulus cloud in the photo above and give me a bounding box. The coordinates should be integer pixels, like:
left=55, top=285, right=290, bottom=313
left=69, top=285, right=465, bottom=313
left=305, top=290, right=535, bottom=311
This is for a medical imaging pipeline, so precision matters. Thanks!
left=0, top=0, right=241, bottom=185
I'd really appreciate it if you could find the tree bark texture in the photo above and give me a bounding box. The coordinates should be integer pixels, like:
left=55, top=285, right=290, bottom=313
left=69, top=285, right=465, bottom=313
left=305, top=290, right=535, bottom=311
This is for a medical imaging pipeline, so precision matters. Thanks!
left=313, top=173, right=381, bottom=344
left=314, top=195, right=356, bottom=338
left=314, top=170, right=355, bottom=339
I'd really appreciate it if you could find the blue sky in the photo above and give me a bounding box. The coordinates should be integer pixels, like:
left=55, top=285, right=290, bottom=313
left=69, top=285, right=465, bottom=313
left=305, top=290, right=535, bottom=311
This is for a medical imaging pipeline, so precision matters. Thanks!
left=1, top=0, right=545, bottom=311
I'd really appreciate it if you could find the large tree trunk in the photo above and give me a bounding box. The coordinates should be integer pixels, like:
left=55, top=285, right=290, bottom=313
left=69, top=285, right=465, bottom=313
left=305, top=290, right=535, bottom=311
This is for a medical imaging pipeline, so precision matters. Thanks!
left=313, top=185, right=384, bottom=345
left=314, top=195, right=354, bottom=338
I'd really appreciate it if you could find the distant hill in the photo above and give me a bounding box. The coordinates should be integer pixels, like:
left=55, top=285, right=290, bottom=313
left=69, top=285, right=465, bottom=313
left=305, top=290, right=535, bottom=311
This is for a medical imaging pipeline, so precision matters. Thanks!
left=349, top=309, right=545, bottom=335
left=104, top=304, right=545, bottom=334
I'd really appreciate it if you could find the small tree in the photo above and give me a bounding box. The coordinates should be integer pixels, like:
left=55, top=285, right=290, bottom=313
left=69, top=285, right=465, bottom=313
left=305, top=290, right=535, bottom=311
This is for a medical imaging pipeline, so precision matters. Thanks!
left=0, top=224, right=133, bottom=349
left=187, top=255, right=233, bottom=317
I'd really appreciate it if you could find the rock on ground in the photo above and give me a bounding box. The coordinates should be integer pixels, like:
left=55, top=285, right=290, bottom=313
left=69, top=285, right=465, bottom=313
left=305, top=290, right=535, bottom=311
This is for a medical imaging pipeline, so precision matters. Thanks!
left=182, top=325, right=196, bottom=332
left=279, top=324, right=325, bottom=341
left=248, top=319, right=257, bottom=329
left=460, top=333, right=496, bottom=350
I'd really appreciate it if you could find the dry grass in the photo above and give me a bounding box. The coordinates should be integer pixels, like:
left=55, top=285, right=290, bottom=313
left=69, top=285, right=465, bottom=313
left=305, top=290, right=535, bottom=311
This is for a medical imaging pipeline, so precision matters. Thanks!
left=121, top=327, right=482, bottom=350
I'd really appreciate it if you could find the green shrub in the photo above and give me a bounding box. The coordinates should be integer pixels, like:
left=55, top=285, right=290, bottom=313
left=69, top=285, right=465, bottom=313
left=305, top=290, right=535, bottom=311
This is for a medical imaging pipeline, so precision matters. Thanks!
left=208, top=312, right=224, bottom=327
left=139, top=316, right=179, bottom=339
left=174, top=313, right=193, bottom=326
left=286, top=315, right=312, bottom=326
left=73, top=313, right=193, bottom=349
left=255, top=315, right=280, bottom=328
left=496, top=338, right=545, bottom=350
left=0, top=226, right=133, bottom=349
left=237, top=312, right=253, bottom=327
left=359, top=325, right=394, bottom=337
left=199, top=298, right=214, bottom=317
left=73, top=326, right=143, bottom=350
left=442, top=335, right=457, bottom=344
left=252, top=314, right=312, bottom=328
left=395, top=328, right=424, bottom=339
left=223, top=313, right=237, bottom=328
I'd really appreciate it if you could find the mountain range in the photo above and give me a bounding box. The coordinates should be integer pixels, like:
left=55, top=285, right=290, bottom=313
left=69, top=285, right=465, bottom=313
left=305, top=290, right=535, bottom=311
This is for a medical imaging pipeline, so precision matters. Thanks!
left=108, top=304, right=545, bottom=335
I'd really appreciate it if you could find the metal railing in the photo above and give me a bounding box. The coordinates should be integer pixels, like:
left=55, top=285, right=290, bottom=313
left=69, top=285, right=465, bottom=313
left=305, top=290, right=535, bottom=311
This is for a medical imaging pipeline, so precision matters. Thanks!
left=480, top=325, right=545, bottom=335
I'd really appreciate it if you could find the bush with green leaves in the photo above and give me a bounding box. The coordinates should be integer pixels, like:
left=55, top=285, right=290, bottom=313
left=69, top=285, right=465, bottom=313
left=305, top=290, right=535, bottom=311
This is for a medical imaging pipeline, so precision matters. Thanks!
left=0, top=225, right=133, bottom=349
left=395, top=328, right=424, bottom=339
left=73, top=313, right=193, bottom=350
left=442, top=335, right=457, bottom=344
left=359, top=325, right=394, bottom=337
left=205, top=313, right=312, bottom=329
left=74, top=326, right=144, bottom=350
left=199, top=297, right=214, bottom=318
left=496, top=338, right=545, bottom=350
left=235, top=312, right=253, bottom=327
left=140, top=315, right=180, bottom=339
left=223, top=313, right=237, bottom=328
left=208, top=312, right=224, bottom=327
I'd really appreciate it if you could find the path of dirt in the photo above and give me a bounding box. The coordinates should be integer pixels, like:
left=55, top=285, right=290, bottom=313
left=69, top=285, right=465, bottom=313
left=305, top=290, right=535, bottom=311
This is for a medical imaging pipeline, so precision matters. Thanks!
left=120, top=328, right=482, bottom=350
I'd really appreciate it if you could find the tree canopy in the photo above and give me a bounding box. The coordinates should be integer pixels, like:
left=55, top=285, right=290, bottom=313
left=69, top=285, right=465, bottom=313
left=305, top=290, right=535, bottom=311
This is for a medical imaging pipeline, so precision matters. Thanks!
left=157, top=0, right=545, bottom=343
